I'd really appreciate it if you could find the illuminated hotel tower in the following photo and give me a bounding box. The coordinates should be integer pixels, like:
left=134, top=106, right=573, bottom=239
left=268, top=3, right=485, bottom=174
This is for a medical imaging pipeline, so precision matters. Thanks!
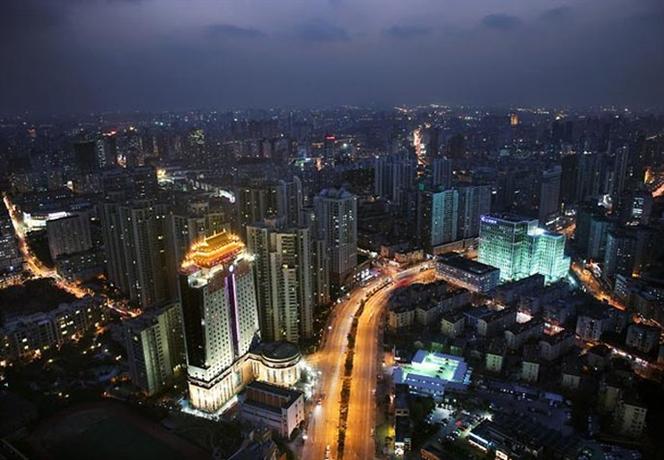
left=179, top=231, right=260, bottom=413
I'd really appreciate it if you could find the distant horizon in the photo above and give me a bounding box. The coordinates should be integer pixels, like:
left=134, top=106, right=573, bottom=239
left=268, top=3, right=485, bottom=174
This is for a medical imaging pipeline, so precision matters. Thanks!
left=3, top=103, right=664, bottom=120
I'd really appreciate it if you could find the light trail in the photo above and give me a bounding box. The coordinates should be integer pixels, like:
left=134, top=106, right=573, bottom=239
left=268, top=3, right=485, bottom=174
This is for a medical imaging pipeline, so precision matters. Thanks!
left=2, top=193, right=137, bottom=317
left=302, top=263, right=435, bottom=460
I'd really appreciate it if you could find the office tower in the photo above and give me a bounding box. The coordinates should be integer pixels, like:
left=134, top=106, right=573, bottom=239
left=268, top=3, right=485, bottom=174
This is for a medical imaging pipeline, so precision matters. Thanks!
left=73, top=140, right=97, bottom=173
left=479, top=214, right=536, bottom=282
left=586, top=215, right=614, bottom=261
left=236, top=177, right=303, bottom=233
left=314, top=188, right=357, bottom=287
left=124, top=302, right=185, bottom=396
left=575, top=152, right=603, bottom=203
left=603, top=229, right=637, bottom=282
left=100, top=200, right=173, bottom=309
left=431, top=156, right=452, bottom=189
left=538, top=166, right=561, bottom=225
left=0, top=206, right=22, bottom=274
left=478, top=214, right=570, bottom=283
left=247, top=223, right=313, bottom=343
left=457, top=185, right=491, bottom=239
left=373, top=153, right=417, bottom=206
left=417, top=188, right=459, bottom=250
left=179, top=231, right=260, bottom=413
left=46, top=212, right=92, bottom=261
left=610, top=146, right=630, bottom=207
left=528, top=229, right=570, bottom=284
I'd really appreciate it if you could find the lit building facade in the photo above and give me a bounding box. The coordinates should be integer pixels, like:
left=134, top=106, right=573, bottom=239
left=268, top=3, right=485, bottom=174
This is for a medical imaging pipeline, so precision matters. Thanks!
left=246, top=223, right=313, bottom=343
left=478, top=214, right=570, bottom=284
left=179, top=231, right=261, bottom=413
left=314, top=188, right=357, bottom=288
left=124, top=302, right=185, bottom=396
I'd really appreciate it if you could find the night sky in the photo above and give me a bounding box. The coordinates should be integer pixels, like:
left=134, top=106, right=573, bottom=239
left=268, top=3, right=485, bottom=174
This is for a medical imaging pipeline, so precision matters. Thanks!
left=2, top=0, right=663, bottom=114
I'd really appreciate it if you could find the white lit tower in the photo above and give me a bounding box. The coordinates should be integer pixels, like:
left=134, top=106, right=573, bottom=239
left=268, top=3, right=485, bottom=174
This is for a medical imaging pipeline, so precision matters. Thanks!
left=179, top=231, right=260, bottom=413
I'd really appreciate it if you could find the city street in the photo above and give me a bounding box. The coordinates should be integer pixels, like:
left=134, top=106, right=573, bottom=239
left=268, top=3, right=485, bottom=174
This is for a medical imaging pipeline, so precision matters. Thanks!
left=2, top=193, right=137, bottom=317
left=302, top=264, right=434, bottom=460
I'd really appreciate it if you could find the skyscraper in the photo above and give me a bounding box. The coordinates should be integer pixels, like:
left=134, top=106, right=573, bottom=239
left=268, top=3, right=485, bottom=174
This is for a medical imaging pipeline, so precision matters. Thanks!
left=235, top=177, right=303, bottom=234
left=0, top=206, right=22, bottom=275
left=100, top=200, right=173, bottom=309
left=247, top=222, right=313, bottom=343
left=124, top=301, right=185, bottom=396
left=374, top=153, right=417, bottom=206
left=179, top=231, right=260, bottom=413
left=314, top=188, right=357, bottom=288
left=417, top=188, right=459, bottom=250
left=431, top=156, right=452, bottom=190
left=456, top=185, right=491, bottom=239
left=478, top=214, right=570, bottom=283
left=538, top=166, right=561, bottom=225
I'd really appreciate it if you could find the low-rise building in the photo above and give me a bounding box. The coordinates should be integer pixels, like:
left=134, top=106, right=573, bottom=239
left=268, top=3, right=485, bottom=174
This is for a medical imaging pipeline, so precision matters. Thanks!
left=521, top=359, right=540, bottom=383
left=485, top=341, right=505, bottom=374
left=504, top=319, right=544, bottom=350
left=1, top=296, right=106, bottom=361
left=625, top=323, right=660, bottom=353
left=440, top=311, right=465, bottom=339
left=393, top=350, right=472, bottom=399
left=436, top=253, right=500, bottom=293
left=614, top=397, right=647, bottom=438
left=239, top=381, right=305, bottom=438
left=388, top=281, right=470, bottom=330
left=539, top=331, right=575, bottom=361
left=465, top=306, right=516, bottom=337
left=493, top=274, right=545, bottom=305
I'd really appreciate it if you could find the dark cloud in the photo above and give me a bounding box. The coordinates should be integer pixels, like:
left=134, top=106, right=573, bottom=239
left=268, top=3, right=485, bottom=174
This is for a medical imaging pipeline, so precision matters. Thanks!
left=384, top=25, right=431, bottom=39
left=293, top=20, right=350, bottom=43
left=207, top=24, right=266, bottom=39
left=481, top=14, right=522, bottom=31
left=0, top=0, right=663, bottom=114
left=539, top=6, right=572, bottom=23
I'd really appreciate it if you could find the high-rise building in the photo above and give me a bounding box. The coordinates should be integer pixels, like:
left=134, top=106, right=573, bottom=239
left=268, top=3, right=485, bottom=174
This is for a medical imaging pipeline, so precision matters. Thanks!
left=0, top=206, right=22, bottom=275
left=610, top=146, right=630, bottom=207
left=456, top=185, right=491, bottom=239
left=603, top=229, right=637, bottom=282
left=374, top=153, right=417, bottom=206
left=538, top=166, right=561, bottom=225
left=247, top=223, right=313, bottom=343
left=179, top=231, right=260, bottom=413
left=100, top=200, right=173, bottom=308
left=431, top=157, right=452, bottom=190
left=314, top=188, right=357, bottom=287
left=73, top=140, right=97, bottom=173
left=417, top=188, right=458, bottom=250
left=235, top=177, right=303, bottom=234
left=478, top=214, right=570, bottom=283
left=46, top=212, right=92, bottom=261
left=124, top=302, right=185, bottom=396
left=619, top=190, right=653, bottom=225
left=575, top=152, right=603, bottom=203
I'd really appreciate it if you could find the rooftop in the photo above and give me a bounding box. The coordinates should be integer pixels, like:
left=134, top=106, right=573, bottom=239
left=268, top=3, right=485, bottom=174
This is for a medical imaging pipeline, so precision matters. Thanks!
left=438, top=253, right=499, bottom=275
left=181, top=231, right=244, bottom=270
